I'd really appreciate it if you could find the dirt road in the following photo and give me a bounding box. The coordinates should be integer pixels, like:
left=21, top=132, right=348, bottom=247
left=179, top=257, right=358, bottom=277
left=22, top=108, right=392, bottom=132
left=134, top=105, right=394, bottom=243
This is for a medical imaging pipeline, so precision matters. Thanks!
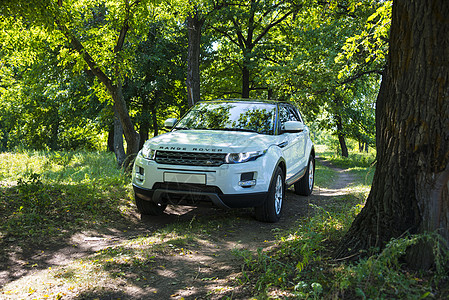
left=1, top=159, right=355, bottom=299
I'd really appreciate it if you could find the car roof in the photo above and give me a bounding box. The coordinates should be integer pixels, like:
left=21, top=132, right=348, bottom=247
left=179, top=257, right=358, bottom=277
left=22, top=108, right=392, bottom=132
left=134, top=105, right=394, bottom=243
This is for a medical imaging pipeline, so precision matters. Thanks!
left=198, top=98, right=292, bottom=106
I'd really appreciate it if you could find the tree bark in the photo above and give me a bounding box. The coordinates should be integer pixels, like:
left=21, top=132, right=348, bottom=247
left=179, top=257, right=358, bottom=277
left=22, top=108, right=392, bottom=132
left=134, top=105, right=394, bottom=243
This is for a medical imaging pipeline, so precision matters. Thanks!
left=186, top=11, right=204, bottom=106
left=111, top=81, right=140, bottom=157
left=107, top=125, right=114, bottom=152
left=139, top=98, right=150, bottom=149
left=113, top=109, right=126, bottom=167
left=336, top=113, right=349, bottom=157
left=242, top=65, right=250, bottom=98
left=50, top=108, right=60, bottom=151
left=151, top=103, right=158, bottom=137
left=335, top=0, right=449, bottom=270
left=334, top=96, right=349, bottom=157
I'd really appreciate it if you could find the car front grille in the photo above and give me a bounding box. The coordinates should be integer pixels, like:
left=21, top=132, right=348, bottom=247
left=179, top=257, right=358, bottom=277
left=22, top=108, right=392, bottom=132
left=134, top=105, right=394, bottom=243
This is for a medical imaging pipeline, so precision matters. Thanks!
left=155, top=150, right=227, bottom=167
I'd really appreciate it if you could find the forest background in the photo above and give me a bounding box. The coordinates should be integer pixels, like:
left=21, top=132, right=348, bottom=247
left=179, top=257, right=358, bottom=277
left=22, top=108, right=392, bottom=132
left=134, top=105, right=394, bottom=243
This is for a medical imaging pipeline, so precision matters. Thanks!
left=2, top=1, right=449, bottom=298
left=0, top=0, right=389, bottom=161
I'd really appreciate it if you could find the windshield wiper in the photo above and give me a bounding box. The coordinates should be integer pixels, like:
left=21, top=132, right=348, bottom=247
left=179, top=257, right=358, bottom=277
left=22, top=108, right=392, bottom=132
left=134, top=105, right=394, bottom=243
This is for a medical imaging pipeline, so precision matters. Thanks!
left=174, top=126, right=191, bottom=130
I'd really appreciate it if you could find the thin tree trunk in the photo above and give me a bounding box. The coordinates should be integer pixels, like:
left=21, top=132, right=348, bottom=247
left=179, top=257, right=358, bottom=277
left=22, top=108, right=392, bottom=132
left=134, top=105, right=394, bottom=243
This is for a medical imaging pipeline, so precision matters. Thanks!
left=335, top=0, right=449, bottom=270
left=186, top=11, right=204, bottom=107
left=111, top=81, right=140, bottom=157
left=139, top=98, right=150, bottom=149
left=242, top=65, right=250, bottom=98
left=151, top=104, right=158, bottom=137
left=335, top=114, right=349, bottom=157
left=333, top=96, right=348, bottom=157
left=50, top=108, right=59, bottom=151
left=113, top=109, right=126, bottom=167
left=107, top=125, right=114, bottom=152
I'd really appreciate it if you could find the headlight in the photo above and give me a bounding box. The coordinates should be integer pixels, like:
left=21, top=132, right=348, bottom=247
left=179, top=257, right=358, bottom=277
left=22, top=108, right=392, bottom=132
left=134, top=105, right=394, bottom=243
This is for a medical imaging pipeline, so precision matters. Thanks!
left=225, top=150, right=266, bottom=164
left=141, top=147, right=156, bottom=160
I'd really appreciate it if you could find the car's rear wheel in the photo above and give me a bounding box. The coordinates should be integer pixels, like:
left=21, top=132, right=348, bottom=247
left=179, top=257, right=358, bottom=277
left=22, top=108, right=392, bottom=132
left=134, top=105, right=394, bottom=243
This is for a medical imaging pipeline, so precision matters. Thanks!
left=135, top=194, right=167, bottom=215
left=255, top=166, right=285, bottom=223
left=294, top=155, right=314, bottom=196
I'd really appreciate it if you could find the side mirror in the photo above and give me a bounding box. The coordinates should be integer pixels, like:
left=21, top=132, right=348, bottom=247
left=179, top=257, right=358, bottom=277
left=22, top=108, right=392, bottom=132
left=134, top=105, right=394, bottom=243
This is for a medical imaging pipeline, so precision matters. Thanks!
left=164, top=118, right=177, bottom=129
left=282, top=121, right=304, bottom=133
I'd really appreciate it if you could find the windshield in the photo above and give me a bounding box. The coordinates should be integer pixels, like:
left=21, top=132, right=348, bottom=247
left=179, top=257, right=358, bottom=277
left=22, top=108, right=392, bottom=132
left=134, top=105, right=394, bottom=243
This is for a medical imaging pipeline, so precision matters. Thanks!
left=175, top=102, right=276, bottom=135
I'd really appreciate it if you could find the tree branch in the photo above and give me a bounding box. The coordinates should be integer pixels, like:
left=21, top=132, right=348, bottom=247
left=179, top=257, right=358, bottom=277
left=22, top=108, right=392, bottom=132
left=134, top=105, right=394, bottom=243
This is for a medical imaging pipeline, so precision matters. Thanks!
left=253, top=10, right=295, bottom=46
left=54, top=18, right=113, bottom=90
left=339, top=69, right=384, bottom=85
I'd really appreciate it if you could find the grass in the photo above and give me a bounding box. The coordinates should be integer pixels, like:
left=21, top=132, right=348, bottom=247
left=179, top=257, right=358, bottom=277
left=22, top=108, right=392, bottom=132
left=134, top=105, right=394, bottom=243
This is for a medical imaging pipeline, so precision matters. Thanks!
left=231, top=146, right=449, bottom=299
left=0, top=150, right=133, bottom=244
left=1, top=147, right=448, bottom=299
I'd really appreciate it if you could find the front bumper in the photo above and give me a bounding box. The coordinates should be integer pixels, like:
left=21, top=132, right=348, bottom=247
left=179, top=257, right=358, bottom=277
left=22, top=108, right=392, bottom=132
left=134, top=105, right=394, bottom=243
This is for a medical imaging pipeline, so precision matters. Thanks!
left=132, top=153, right=277, bottom=209
left=133, top=184, right=268, bottom=209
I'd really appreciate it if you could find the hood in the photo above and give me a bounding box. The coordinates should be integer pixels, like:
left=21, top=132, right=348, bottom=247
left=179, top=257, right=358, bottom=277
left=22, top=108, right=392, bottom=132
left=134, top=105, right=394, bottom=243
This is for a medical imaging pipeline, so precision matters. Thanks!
left=145, top=130, right=274, bottom=153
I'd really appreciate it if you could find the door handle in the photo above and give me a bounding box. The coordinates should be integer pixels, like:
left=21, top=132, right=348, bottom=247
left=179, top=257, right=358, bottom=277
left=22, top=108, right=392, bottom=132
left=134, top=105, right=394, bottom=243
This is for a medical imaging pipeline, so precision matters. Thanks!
left=278, top=141, right=289, bottom=148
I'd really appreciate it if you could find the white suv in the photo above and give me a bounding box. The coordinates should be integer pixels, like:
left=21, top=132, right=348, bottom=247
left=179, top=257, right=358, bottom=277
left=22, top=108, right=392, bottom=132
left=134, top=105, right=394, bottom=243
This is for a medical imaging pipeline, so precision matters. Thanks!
left=132, top=99, right=315, bottom=222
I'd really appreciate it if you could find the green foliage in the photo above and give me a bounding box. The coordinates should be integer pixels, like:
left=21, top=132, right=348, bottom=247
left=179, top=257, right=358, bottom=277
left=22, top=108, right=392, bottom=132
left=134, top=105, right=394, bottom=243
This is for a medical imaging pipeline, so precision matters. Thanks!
left=336, top=233, right=449, bottom=299
left=265, top=1, right=382, bottom=153
left=320, top=148, right=376, bottom=169
left=233, top=198, right=362, bottom=298
left=0, top=13, right=107, bottom=151
left=125, top=18, right=188, bottom=134
left=336, top=1, right=391, bottom=80
left=0, top=0, right=382, bottom=155
left=0, top=150, right=447, bottom=299
left=203, top=0, right=298, bottom=99
left=234, top=201, right=448, bottom=299
left=0, top=151, right=131, bottom=241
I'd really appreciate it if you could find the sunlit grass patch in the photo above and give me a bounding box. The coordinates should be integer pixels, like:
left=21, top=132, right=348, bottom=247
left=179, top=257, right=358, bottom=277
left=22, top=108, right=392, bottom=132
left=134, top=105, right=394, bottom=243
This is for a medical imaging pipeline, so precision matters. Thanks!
left=232, top=197, right=358, bottom=297
left=317, top=145, right=377, bottom=169
left=0, top=151, right=132, bottom=243
left=314, top=159, right=339, bottom=189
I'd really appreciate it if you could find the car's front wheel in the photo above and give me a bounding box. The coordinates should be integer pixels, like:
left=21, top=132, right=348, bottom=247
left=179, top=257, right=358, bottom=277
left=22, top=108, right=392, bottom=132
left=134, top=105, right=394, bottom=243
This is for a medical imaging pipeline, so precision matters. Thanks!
left=135, top=195, right=167, bottom=215
left=255, top=167, right=285, bottom=223
left=294, top=155, right=314, bottom=196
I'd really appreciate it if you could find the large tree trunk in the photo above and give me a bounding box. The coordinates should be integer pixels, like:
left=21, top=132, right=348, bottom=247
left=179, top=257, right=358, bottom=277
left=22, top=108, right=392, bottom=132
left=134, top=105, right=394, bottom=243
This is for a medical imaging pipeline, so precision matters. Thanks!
left=186, top=11, right=204, bottom=107
left=335, top=0, right=449, bottom=270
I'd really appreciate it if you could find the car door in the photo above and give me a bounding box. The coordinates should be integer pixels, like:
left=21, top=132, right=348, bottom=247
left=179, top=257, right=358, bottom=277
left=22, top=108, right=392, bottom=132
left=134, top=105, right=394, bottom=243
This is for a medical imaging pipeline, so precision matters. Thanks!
left=279, top=104, right=306, bottom=181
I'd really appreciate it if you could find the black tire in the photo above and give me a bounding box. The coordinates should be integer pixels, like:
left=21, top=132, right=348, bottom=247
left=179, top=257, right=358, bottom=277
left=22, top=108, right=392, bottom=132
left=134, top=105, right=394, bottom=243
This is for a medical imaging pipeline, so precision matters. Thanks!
left=135, top=194, right=167, bottom=215
left=294, top=155, right=314, bottom=196
left=255, top=167, right=285, bottom=223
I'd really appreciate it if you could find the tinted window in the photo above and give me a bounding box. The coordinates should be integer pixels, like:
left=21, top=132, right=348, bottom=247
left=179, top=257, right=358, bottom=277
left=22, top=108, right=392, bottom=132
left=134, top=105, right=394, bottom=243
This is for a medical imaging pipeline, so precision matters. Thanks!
left=279, top=105, right=300, bottom=123
left=176, top=102, right=276, bottom=135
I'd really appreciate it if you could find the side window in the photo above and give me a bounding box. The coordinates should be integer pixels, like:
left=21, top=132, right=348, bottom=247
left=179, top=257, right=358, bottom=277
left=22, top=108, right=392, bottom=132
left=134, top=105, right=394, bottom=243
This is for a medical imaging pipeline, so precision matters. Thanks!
left=279, top=106, right=290, bottom=124
left=280, top=105, right=300, bottom=122
left=287, top=105, right=302, bottom=123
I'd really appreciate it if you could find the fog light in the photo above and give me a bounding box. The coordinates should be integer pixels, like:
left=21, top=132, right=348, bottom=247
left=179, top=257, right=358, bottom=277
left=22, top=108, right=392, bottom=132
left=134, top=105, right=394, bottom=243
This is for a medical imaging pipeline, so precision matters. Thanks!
left=135, top=166, right=145, bottom=181
left=240, top=172, right=254, bottom=181
left=138, top=166, right=144, bottom=175
left=239, top=179, right=256, bottom=187
left=239, top=172, right=255, bottom=187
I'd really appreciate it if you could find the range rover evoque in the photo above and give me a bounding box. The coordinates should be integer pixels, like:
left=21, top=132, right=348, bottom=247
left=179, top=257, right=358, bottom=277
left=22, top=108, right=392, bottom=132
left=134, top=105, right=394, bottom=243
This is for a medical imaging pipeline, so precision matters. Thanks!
left=132, top=99, right=315, bottom=222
